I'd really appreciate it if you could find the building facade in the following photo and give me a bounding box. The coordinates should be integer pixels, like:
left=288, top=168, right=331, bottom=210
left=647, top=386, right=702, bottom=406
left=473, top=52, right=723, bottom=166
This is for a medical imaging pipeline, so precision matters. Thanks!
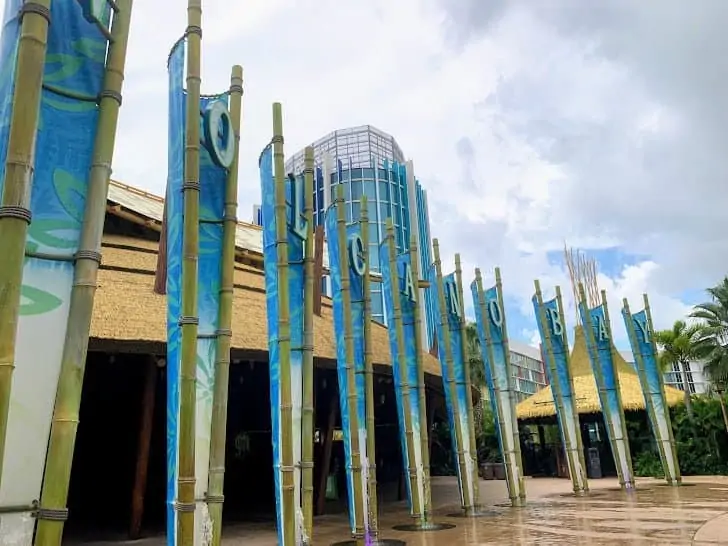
left=255, top=125, right=437, bottom=349
left=619, top=351, right=709, bottom=395
left=478, top=340, right=548, bottom=403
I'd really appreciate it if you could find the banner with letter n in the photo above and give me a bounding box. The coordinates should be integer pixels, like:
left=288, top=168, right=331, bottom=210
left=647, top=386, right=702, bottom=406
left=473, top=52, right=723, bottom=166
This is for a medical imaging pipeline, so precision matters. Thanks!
left=532, top=283, right=588, bottom=493
left=471, top=268, right=526, bottom=506
left=622, top=296, right=680, bottom=486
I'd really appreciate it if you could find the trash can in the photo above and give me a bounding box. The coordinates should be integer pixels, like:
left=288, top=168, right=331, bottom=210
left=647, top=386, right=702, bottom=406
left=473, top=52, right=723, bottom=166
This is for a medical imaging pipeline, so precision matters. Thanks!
left=587, top=447, right=602, bottom=479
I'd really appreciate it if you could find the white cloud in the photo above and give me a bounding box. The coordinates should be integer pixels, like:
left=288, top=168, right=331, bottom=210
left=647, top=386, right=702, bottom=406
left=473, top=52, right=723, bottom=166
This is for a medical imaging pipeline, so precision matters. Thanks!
left=0, top=0, right=722, bottom=347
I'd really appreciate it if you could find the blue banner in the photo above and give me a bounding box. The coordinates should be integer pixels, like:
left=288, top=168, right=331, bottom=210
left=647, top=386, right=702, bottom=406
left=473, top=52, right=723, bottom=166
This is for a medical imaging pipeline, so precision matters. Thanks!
left=166, top=38, right=234, bottom=544
left=0, top=2, right=110, bottom=541
left=622, top=307, right=679, bottom=484
left=379, top=246, right=426, bottom=516
left=471, top=281, right=526, bottom=505
left=532, top=295, right=587, bottom=492
left=579, top=303, right=634, bottom=488
left=429, top=267, right=476, bottom=508
left=260, top=147, right=306, bottom=546
left=324, top=208, right=370, bottom=534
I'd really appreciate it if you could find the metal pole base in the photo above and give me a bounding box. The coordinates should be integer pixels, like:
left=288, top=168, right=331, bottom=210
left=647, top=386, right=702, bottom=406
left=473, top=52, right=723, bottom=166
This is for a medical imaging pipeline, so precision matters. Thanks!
left=332, top=540, right=407, bottom=546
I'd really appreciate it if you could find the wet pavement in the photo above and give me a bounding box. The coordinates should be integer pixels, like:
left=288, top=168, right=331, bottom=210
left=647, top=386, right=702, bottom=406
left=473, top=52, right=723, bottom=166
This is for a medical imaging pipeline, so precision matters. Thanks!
left=69, top=476, right=728, bottom=545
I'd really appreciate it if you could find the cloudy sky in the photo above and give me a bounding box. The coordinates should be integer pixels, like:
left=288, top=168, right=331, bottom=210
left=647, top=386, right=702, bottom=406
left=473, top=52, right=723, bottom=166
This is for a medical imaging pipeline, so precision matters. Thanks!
left=5, top=0, right=728, bottom=349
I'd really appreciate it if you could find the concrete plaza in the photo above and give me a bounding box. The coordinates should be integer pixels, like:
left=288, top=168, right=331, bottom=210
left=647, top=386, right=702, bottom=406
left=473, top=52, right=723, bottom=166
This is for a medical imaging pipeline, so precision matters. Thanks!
left=70, top=475, right=728, bottom=545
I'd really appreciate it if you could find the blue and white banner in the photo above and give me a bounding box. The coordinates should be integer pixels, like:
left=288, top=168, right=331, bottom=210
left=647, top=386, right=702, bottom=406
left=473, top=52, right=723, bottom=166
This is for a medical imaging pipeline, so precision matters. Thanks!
left=166, top=38, right=235, bottom=545
left=429, top=269, right=476, bottom=509
left=260, top=147, right=306, bottom=546
left=579, top=302, right=634, bottom=489
left=0, top=2, right=110, bottom=543
left=622, top=306, right=680, bottom=485
left=471, top=281, right=526, bottom=505
left=325, top=208, right=370, bottom=535
left=532, top=295, right=588, bottom=492
left=379, top=247, right=426, bottom=517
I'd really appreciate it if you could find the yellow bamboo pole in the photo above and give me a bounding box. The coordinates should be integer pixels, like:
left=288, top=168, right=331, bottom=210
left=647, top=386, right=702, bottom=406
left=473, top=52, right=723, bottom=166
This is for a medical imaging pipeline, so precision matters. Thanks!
left=433, top=240, right=472, bottom=514
left=493, top=268, right=526, bottom=504
left=601, top=290, right=634, bottom=486
left=360, top=195, right=379, bottom=537
left=455, top=254, right=480, bottom=509
left=272, top=102, right=295, bottom=546
left=0, top=0, right=52, bottom=489
left=385, top=219, right=421, bottom=520
left=207, top=65, right=243, bottom=546
left=408, top=233, right=432, bottom=524
left=578, top=284, right=624, bottom=487
left=175, top=4, right=203, bottom=543
left=643, top=293, right=681, bottom=484
left=35, top=3, right=134, bottom=544
left=556, top=286, right=588, bottom=492
left=336, top=185, right=365, bottom=543
left=301, top=146, right=315, bottom=539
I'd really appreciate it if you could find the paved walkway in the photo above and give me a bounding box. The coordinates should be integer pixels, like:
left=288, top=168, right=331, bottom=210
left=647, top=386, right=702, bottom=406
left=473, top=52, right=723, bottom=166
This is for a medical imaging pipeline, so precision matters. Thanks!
left=68, top=476, right=728, bottom=545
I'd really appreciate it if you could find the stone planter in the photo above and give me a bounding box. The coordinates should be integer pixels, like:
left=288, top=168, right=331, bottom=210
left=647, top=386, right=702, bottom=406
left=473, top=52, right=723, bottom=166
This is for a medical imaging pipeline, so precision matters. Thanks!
left=480, top=462, right=496, bottom=480
left=493, top=462, right=506, bottom=480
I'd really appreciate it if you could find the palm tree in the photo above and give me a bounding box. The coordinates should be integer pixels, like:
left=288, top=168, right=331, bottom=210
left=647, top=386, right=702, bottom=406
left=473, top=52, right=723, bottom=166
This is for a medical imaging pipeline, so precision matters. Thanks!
left=654, top=320, right=704, bottom=418
left=690, top=276, right=728, bottom=433
left=466, top=322, right=486, bottom=387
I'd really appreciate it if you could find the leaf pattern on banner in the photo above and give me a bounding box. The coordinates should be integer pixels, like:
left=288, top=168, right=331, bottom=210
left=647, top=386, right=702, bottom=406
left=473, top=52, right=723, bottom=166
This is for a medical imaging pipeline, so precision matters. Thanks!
left=20, top=285, right=63, bottom=316
left=43, top=53, right=83, bottom=84
left=53, top=169, right=86, bottom=223
left=73, top=38, right=107, bottom=63
left=28, top=219, right=80, bottom=249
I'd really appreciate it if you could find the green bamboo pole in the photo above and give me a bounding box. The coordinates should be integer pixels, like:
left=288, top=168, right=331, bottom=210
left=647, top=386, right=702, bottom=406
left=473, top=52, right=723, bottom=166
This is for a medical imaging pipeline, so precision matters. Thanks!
left=601, top=290, right=634, bottom=486
left=385, top=219, right=421, bottom=520
left=176, top=3, right=204, bottom=543
left=556, top=286, right=588, bottom=492
left=336, top=185, right=365, bottom=543
left=578, top=284, right=624, bottom=487
left=534, top=281, right=581, bottom=494
left=408, top=233, right=432, bottom=524
left=301, top=146, right=315, bottom=540
left=0, top=0, right=52, bottom=488
left=643, top=293, right=681, bottom=484
left=622, top=297, right=668, bottom=481
left=455, top=254, right=480, bottom=510
left=33, top=4, right=134, bottom=543
left=432, top=241, right=472, bottom=514
left=272, top=102, right=295, bottom=546
left=475, top=269, right=520, bottom=506
left=360, top=195, right=379, bottom=537
left=494, top=268, right=526, bottom=504
left=206, top=65, right=243, bottom=546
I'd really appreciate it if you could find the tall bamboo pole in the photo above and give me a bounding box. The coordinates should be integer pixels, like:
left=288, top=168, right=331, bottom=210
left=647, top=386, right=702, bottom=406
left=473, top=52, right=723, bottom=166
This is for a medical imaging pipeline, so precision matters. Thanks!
left=408, top=233, right=432, bottom=524
left=176, top=3, right=203, bottom=543
left=272, top=102, right=295, bottom=546
left=643, top=293, right=681, bottom=483
left=301, top=146, right=315, bottom=540
left=0, top=0, right=52, bottom=489
left=601, top=290, right=634, bottom=485
left=578, top=284, right=623, bottom=487
left=336, top=185, right=365, bottom=543
left=494, top=268, right=525, bottom=504
left=556, top=286, right=588, bottom=492
left=475, top=269, right=518, bottom=506
left=455, top=253, right=480, bottom=509
left=206, top=65, right=243, bottom=546
left=360, top=195, right=379, bottom=538
left=534, top=281, right=581, bottom=493
left=385, top=219, right=421, bottom=520
left=34, top=3, right=134, bottom=544
left=432, top=240, right=472, bottom=514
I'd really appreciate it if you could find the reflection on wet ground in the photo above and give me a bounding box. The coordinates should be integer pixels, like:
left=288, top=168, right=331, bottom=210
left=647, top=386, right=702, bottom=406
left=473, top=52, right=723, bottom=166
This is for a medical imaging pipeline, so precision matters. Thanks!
left=69, top=476, right=728, bottom=545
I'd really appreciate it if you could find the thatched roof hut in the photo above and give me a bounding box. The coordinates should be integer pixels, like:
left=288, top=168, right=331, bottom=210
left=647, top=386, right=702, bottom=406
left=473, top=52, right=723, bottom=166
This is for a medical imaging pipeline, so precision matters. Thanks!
left=93, top=180, right=442, bottom=378
left=516, top=326, right=685, bottom=420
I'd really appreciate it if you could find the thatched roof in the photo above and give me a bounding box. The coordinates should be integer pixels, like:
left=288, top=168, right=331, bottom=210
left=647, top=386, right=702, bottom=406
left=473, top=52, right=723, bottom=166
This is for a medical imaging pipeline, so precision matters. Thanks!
left=91, top=234, right=442, bottom=377
left=516, top=326, right=685, bottom=420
